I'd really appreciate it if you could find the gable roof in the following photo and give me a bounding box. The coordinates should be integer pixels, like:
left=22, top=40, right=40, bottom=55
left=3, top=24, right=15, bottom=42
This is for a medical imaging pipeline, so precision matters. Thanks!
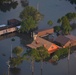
left=34, top=28, right=54, bottom=37
left=27, top=36, right=59, bottom=50
left=54, top=35, right=70, bottom=46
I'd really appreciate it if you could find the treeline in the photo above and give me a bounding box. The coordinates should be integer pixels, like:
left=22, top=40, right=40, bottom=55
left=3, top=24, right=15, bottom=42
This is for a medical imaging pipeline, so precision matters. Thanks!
left=0, top=0, right=18, bottom=12
left=54, top=12, right=76, bottom=35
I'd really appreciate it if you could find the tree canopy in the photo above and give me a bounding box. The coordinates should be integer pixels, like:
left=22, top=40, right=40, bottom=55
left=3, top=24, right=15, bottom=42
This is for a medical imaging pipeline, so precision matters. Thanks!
left=37, top=46, right=50, bottom=61
left=10, top=46, right=24, bottom=68
left=19, top=6, right=43, bottom=33
left=0, top=0, right=18, bottom=12
left=19, top=6, right=43, bottom=21
left=54, top=26, right=61, bottom=32
left=65, top=12, right=76, bottom=21
left=20, top=16, right=37, bottom=33
left=57, top=12, right=76, bottom=22
left=10, top=56, right=23, bottom=68
left=57, top=12, right=76, bottom=34
left=12, top=46, right=23, bottom=56
left=47, top=20, right=53, bottom=26
left=61, top=16, right=72, bottom=34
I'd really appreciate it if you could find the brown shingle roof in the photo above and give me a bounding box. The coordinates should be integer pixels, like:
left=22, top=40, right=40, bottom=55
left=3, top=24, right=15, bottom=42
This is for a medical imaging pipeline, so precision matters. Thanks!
left=35, top=28, right=53, bottom=33
left=36, top=36, right=53, bottom=49
left=27, top=36, right=59, bottom=50
left=54, top=35, right=70, bottom=46
left=34, top=28, right=54, bottom=37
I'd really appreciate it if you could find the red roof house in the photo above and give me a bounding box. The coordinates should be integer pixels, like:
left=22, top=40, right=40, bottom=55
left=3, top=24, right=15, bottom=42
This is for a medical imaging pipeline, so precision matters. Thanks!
left=27, top=36, right=60, bottom=54
left=34, top=28, right=54, bottom=37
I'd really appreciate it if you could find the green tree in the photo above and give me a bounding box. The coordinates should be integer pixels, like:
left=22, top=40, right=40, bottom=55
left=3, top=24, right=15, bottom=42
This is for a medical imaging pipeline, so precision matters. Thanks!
left=10, top=46, right=24, bottom=68
left=10, top=56, right=23, bottom=68
left=20, top=16, right=37, bottom=33
left=61, top=16, right=72, bottom=34
left=37, top=46, right=50, bottom=73
left=12, top=46, right=23, bottom=56
left=66, top=12, right=76, bottom=21
left=54, top=26, right=61, bottom=32
left=19, top=6, right=43, bottom=21
left=53, top=47, right=69, bottom=59
left=47, top=20, right=53, bottom=26
left=57, top=18, right=62, bottom=23
left=52, top=55, right=59, bottom=62
left=23, top=48, right=39, bottom=75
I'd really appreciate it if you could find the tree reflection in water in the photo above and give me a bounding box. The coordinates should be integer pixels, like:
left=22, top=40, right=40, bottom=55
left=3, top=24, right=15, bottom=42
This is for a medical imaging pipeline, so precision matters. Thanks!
left=17, top=33, right=33, bottom=47
left=10, top=67, right=21, bottom=75
left=67, top=59, right=70, bottom=75
left=67, top=0, right=76, bottom=4
left=0, top=0, right=18, bottom=12
left=20, top=0, right=29, bottom=7
left=0, top=32, right=17, bottom=41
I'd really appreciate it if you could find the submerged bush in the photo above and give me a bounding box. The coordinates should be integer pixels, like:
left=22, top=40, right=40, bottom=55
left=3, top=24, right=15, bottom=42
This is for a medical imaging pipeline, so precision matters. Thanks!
left=52, top=55, right=59, bottom=62
left=53, top=47, right=69, bottom=59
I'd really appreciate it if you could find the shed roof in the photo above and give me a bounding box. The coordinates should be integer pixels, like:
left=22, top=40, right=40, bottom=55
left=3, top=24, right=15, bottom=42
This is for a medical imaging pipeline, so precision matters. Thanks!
left=8, top=19, right=20, bottom=23
left=54, top=35, right=70, bottom=46
left=8, top=19, right=21, bottom=26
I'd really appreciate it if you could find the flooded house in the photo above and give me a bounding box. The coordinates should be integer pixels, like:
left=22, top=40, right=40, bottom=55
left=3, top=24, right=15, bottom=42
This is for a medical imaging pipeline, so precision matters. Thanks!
left=0, top=25, right=17, bottom=35
left=0, top=19, right=21, bottom=35
left=65, top=35, right=76, bottom=46
left=54, top=35, right=76, bottom=48
left=27, top=36, right=60, bottom=54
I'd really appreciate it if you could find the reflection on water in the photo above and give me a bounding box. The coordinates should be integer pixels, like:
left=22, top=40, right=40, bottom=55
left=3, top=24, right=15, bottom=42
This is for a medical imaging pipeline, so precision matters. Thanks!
left=20, top=0, right=29, bottom=7
left=17, top=32, right=33, bottom=47
left=0, top=0, right=29, bottom=12
left=0, top=0, right=18, bottom=12
left=0, top=0, right=76, bottom=75
left=67, top=59, right=70, bottom=75
left=0, top=32, right=33, bottom=47
left=68, top=0, right=76, bottom=4
left=0, top=33, right=76, bottom=75
left=10, top=68, right=21, bottom=75
left=0, top=32, right=17, bottom=40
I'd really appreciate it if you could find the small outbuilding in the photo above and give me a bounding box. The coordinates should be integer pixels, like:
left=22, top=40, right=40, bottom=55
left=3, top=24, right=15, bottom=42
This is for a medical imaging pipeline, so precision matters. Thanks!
left=7, top=19, right=21, bottom=26
left=34, top=28, right=54, bottom=37
left=65, top=35, right=76, bottom=46
left=54, top=35, right=71, bottom=48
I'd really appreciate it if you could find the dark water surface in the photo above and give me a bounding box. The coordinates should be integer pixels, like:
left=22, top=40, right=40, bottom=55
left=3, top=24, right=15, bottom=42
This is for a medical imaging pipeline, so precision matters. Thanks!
left=0, top=0, right=76, bottom=75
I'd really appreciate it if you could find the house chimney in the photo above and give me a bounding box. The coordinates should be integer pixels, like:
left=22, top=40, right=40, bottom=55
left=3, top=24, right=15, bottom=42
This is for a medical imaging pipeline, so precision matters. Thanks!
left=33, top=33, right=37, bottom=41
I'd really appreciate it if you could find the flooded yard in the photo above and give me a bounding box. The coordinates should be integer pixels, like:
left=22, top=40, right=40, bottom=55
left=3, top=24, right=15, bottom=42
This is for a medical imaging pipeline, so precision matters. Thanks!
left=0, top=0, right=76, bottom=75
